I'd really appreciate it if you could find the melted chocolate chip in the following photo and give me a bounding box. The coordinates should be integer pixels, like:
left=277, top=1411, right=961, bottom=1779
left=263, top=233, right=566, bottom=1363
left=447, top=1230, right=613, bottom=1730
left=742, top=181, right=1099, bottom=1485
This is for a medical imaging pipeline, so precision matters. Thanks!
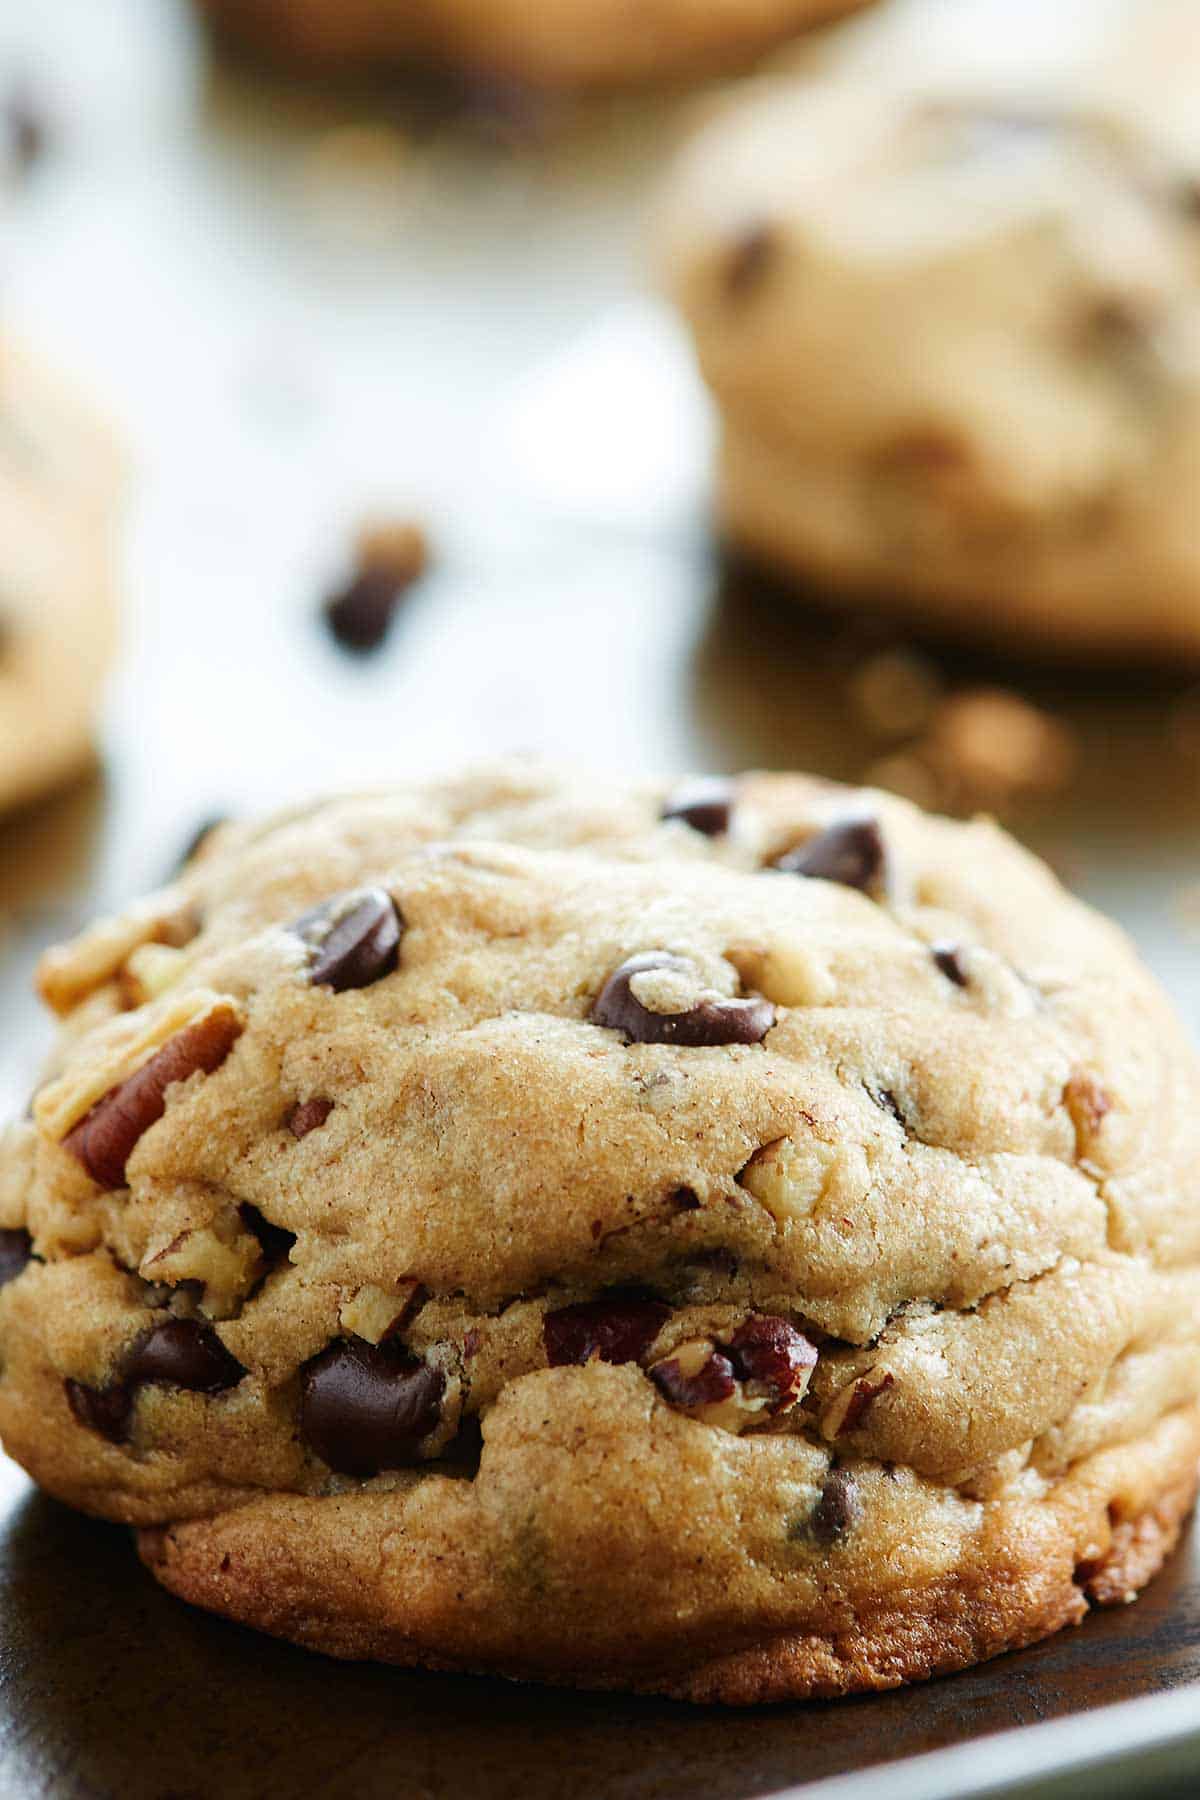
left=590, top=952, right=775, bottom=1048
left=660, top=779, right=735, bottom=838
left=0, top=1228, right=33, bottom=1288
left=543, top=1294, right=670, bottom=1368
left=65, top=1322, right=243, bottom=1445
left=65, top=1378, right=133, bottom=1444
left=300, top=1339, right=445, bottom=1477
left=239, top=1202, right=296, bottom=1266
left=323, top=569, right=407, bottom=654
left=774, top=818, right=886, bottom=894
left=125, top=1320, right=245, bottom=1393
left=63, top=1009, right=244, bottom=1190
left=725, top=222, right=776, bottom=300
left=807, top=1471, right=863, bottom=1545
left=725, top=1316, right=817, bottom=1412
left=932, top=943, right=969, bottom=987
left=286, top=1097, right=335, bottom=1140
left=650, top=1349, right=736, bottom=1411
left=292, top=888, right=403, bottom=993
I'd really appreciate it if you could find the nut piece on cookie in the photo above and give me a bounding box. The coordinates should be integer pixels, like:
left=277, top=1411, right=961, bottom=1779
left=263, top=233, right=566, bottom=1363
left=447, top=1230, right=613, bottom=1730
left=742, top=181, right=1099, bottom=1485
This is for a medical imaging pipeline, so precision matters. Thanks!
left=0, top=761, right=1197, bottom=1705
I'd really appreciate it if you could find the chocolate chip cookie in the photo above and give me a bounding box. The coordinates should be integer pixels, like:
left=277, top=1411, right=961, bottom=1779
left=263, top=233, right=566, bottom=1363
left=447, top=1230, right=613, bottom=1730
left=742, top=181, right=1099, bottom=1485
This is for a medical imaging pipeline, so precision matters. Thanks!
left=0, top=340, right=120, bottom=812
left=195, top=0, right=876, bottom=90
left=2, top=762, right=1198, bottom=1701
left=658, top=6, right=1200, bottom=658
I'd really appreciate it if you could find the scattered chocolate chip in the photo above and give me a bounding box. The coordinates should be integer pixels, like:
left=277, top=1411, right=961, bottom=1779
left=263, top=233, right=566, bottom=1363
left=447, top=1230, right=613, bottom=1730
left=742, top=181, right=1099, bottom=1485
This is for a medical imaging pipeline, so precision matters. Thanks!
left=125, top=1320, right=245, bottom=1393
left=774, top=819, right=886, bottom=894
left=0, top=1228, right=33, bottom=1288
left=543, top=1294, right=670, bottom=1368
left=300, top=1338, right=445, bottom=1477
left=725, top=222, right=776, bottom=301
left=286, top=1097, right=335, bottom=1140
left=65, top=1378, right=133, bottom=1444
left=291, top=887, right=403, bottom=993
left=63, top=1008, right=244, bottom=1190
left=807, top=1471, right=863, bottom=1545
left=650, top=1348, right=736, bottom=1411
left=438, top=1410, right=483, bottom=1474
left=590, top=952, right=775, bottom=1048
left=660, top=779, right=735, bottom=838
left=932, top=943, right=969, bottom=988
left=672, top=1186, right=702, bottom=1212
left=173, top=813, right=229, bottom=875
left=323, top=547, right=419, bottom=655
left=239, top=1202, right=296, bottom=1266
left=725, top=1316, right=817, bottom=1413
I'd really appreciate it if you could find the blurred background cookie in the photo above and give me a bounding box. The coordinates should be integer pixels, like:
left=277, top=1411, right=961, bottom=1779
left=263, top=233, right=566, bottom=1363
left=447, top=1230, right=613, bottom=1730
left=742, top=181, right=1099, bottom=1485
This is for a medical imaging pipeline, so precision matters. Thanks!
left=0, top=341, right=120, bottom=815
left=658, top=0, right=1200, bottom=659
left=194, top=0, right=878, bottom=89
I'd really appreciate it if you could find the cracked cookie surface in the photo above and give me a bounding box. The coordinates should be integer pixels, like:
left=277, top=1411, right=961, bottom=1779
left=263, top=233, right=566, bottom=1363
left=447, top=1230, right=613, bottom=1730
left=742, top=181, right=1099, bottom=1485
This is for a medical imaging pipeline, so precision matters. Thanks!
left=657, top=4, right=1200, bottom=658
left=1, top=761, right=1198, bottom=1700
left=194, top=0, right=875, bottom=90
left=0, top=339, right=120, bottom=812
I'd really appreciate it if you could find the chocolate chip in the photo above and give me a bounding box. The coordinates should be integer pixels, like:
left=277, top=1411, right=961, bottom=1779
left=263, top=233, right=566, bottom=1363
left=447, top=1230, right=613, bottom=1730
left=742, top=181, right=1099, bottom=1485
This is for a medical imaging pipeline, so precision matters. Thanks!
left=291, top=888, right=403, bottom=993
left=4, top=84, right=47, bottom=174
left=774, top=819, right=887, bottom=894
left=65, top=1378, right=133, bottom=1444
left=661, top=779, right=734, bottom=838
left=650, top=1348, right=736, bottom=1411
left=64, top=1322, right=243, bottom=1445
left=725, top=1316, right=817, bottom=1413
left=725, top=222, right=776, bottom=300
left=0, top=1228, right=33, bottom=1288
left=807, top=1470, right=863, bottom=1545
left=590, top=952, right=775, bottom=1048
left=286, top=1097, right=334, bottom=1139
left=932, top=943, right=969, bottom=987
left=300, top=1339, right=445, bottom=1477
left=63, top=1008, right=244, bottom=1190
left=323, top=569, right=408, bottom=655
left=125, top=1320, right=245, bottom=1393
left=239, top=1202, right=296, bottom=1266
left=543, top=1294, right=670, bottom=1368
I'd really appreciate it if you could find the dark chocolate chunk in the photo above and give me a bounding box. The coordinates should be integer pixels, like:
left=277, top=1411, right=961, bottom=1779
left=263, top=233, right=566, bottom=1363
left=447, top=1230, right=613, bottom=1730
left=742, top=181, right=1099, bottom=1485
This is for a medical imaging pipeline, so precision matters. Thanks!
left=543, top=1294, right=670, bottom=1368
left=0, top=1227, right=33, bottom=1288
left=65, top=1378, right=133, bottom=1444
left=774, top=818, right=887, bottom=894
left=300, top=1339, right=445, bottom=1477
left=291, top=888, right=403, bottom=993
left=807, top=1470, right=863, bottom=1545
left=725, top=1316, right=817, bottom=1412
left=590, top=952, right=775, bottom=1048
left=239, top=1202, right=296, bottom=1266
left=286, top=1097, right=335, bottom=1140
left=63, top=1008, right=243, bottom=1190
left=125, top=1320, right=245, bottom=1393
left=932, top=942, right=969, bottom=987
left=650, top=1348, right=737, bottom=1411
left=660, top=779, right=735, bottom=838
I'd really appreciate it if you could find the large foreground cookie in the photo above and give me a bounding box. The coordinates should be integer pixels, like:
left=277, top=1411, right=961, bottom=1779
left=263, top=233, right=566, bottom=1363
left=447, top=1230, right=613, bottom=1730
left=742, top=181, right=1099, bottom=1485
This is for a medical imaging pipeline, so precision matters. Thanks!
left=0, top=341, right=120, bottom=812
left=658, top=9, right=1200, bottom=658
left=1, top=763, right=1198, bottom=1701
left=195, top=0, right=875, bottom=90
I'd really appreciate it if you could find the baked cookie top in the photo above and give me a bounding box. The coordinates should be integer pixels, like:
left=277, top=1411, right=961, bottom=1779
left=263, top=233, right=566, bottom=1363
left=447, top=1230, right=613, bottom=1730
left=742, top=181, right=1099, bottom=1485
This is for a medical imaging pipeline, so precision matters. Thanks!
left=657, top=7, right=1200, bottom=655
left=0, top=338, right=120, bottom=810
left=4, top=760, right=1197, bottom=1528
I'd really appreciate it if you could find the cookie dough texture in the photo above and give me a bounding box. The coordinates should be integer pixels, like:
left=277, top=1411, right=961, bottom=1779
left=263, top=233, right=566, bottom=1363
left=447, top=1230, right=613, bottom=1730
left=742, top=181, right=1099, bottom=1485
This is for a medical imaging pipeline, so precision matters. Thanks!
left=658, top=7, right=1200, bottom=657
left=195, top=0, right=875, bottom=89
left=2, top=762, right=1199, bottom=1702
left=0, top=340, right=120, bottom=812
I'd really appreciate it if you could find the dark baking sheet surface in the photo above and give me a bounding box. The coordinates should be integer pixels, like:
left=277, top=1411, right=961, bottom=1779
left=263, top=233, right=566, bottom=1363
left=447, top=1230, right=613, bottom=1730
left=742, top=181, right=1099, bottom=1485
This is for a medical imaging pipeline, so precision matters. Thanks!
left=1, top=1, right=1199, bottom=1794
